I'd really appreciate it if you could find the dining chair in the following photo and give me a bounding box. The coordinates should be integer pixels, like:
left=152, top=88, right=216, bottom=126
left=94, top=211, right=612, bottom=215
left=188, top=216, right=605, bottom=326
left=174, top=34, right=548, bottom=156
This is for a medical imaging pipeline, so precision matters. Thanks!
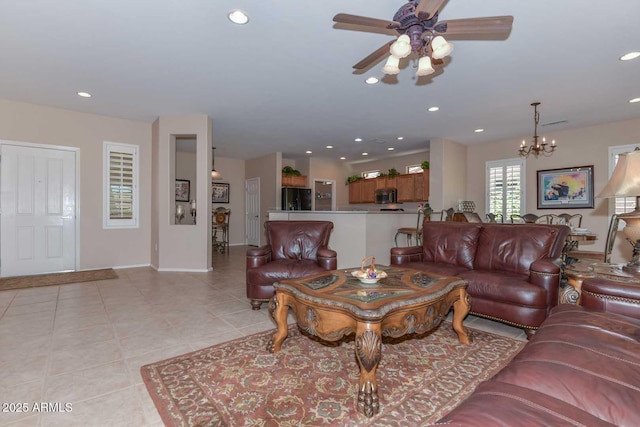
left=212, top=207, right=231, bottom=254
left=486, top=213, right=503, bottom=223
left=555, top=213, right=583, bottom=228
left=395, top=208, right=426, bottom=246
left=442, top=208, right=455, bottom=221
left=567, top=214, right=619, bottom=263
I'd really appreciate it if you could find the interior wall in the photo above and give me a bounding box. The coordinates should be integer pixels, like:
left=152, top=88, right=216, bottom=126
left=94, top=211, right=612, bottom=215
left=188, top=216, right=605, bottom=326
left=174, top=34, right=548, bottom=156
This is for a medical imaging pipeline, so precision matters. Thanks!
left=0, top=98, right=152, bottom=270
left=211, top=156, right=245, bottom=245
left=466, top=116, right=640, bottom=264
left=246, top=152, right=280, bottom=246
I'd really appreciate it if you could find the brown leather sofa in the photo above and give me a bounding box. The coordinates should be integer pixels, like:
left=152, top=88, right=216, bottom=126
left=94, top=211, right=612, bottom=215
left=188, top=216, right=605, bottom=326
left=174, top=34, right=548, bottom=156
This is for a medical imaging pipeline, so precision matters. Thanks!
left=390, top=222, right=570, bottom=335
left=432, top=277, right=640, bottom=426
left=246, top=220, right=337, bottom=310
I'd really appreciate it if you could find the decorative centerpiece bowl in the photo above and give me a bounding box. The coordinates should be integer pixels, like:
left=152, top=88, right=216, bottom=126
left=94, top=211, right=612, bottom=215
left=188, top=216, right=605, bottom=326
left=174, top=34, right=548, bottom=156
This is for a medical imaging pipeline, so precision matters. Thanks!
left=351, top=256, right=387, bottom=284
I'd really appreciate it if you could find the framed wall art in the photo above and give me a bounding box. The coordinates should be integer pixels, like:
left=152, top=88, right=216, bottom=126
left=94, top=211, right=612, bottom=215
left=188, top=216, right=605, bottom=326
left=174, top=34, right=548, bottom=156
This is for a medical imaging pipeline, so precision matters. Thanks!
left=212, top=182, right=230, bottom=204
left=175, top=179, right=190, bottom=202
left=537, top=165, right=594, bottom=209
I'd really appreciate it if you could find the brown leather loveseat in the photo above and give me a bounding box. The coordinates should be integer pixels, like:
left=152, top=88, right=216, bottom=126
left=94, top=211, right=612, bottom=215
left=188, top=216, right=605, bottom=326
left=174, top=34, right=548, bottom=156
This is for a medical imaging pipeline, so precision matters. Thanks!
left=390, top=222, right=570, bottom=335
left=432, top=277, right=640, bottom=426
left=246, top=220, right=337, bottom=310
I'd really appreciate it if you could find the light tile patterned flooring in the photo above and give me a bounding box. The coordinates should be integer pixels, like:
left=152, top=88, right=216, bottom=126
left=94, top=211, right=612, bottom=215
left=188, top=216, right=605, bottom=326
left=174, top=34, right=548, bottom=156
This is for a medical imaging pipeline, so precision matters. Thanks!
left=0, top=246, right=526, bottom=427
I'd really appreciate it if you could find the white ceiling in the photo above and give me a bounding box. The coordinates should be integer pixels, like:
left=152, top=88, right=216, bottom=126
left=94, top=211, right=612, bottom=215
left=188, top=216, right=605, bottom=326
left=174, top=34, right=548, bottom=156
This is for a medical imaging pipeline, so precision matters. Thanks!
left=1, top=0, right=638, bottom=162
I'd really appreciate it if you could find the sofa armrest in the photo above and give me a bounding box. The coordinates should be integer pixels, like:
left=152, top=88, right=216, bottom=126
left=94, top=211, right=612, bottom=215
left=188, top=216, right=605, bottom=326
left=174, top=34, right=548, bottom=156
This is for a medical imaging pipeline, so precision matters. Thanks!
left=581, top=277, right=640, bottom=320
left=317, top=247, right=337, bottom=270
left=246, top=245, right=272, bottom=269
left=390, top=246, right=423, bottom=265
left=529, top=259, right=562, bottom=310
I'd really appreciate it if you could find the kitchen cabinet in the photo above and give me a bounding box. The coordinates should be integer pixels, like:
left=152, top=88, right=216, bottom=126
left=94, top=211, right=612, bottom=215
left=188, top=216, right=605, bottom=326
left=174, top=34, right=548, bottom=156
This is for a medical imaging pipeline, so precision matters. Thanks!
left=348, top=171, right=429, bottom=203
left=282, top=174, right=307, bottom=187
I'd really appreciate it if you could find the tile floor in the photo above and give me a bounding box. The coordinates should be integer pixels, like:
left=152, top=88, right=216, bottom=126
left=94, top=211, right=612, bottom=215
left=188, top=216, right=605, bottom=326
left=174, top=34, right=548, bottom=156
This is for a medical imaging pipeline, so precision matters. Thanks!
left=0, top=246, right=526, bottom=427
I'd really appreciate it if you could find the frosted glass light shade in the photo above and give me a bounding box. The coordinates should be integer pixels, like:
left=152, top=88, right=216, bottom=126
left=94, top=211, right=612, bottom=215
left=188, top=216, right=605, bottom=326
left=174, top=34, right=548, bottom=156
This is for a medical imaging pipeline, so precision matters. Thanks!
left=381, top=55, right=400, bottom=75
left=416, top=56, right=435, bottom=76
left=431, top=36, right=453, bottom=59
left=390, top=34, right=412, bottom=59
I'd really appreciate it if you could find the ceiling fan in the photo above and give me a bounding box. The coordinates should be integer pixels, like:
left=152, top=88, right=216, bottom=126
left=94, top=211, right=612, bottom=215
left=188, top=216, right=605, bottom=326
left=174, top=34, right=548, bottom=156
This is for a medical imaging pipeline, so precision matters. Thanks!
left=333, top=0, right=513, bottom=76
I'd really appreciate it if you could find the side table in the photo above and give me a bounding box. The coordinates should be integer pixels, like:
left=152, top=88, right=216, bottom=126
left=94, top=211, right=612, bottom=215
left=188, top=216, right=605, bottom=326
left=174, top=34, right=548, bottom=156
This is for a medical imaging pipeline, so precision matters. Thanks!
left=561, top=261, right=640, bottom=304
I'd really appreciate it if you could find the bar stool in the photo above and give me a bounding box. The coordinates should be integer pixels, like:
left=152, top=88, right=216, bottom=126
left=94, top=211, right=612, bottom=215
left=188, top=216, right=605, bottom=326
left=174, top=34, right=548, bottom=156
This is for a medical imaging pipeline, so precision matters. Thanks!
left=395, top=208, right=426, bottom=247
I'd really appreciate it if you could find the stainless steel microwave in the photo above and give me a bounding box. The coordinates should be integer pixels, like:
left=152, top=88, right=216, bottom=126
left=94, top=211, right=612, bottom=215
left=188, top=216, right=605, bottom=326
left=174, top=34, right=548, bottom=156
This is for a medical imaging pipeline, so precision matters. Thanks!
left=375, top=188, right=397, bottom=204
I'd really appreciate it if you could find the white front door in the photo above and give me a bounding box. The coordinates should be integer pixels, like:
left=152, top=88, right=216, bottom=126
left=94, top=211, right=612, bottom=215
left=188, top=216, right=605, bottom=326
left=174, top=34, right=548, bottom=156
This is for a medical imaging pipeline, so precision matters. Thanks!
left=1, top=143, right=77, bottom=277
left=245, top=177, right=261, bottom=246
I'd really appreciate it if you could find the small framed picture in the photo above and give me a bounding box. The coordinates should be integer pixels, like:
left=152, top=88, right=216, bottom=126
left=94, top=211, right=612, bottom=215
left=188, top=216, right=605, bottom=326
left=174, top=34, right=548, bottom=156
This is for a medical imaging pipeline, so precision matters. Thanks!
left=537, top=165, right=594, bottom=209
left=212, top=182, right=230, bottom=204
left=175, top=179, right=190, bottom=202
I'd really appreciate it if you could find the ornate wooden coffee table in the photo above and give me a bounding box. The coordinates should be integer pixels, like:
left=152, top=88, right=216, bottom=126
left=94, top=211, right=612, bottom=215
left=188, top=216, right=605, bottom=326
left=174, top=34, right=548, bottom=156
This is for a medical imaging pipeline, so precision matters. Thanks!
left=267, top=266, right=471, bottom=418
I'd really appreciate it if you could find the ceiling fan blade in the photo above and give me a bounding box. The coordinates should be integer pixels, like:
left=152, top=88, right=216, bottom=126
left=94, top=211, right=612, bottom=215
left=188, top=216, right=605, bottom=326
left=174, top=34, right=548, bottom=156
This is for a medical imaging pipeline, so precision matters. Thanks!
left=333, top=13, right=399, bottom=29
left=353, top=41, right=394, bottom=70
left=435, top=16, right=514, bottom=35
left=414, top=0, right=447, bottom=19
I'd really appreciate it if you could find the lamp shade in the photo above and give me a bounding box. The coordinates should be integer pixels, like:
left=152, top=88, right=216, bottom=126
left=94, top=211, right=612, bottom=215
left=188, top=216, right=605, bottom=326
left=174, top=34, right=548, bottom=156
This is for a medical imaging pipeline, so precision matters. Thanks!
left=390, top=34, right=412, bottom=59
left=416, top=56, right=435, bottom=76
left=597, top=150, right=640, bottom=198
left=381, top=55, right=400, bottom=75
left=431, top=36, right=453, bottom=59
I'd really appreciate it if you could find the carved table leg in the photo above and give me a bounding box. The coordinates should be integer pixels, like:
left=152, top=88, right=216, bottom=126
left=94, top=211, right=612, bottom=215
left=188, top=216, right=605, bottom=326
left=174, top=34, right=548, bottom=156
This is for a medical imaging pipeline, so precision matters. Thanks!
left=267, top=293, right=289, bottom=353
left=452, top=288, right=471, bottom=345
left=355, top=324, right=382, bottom=417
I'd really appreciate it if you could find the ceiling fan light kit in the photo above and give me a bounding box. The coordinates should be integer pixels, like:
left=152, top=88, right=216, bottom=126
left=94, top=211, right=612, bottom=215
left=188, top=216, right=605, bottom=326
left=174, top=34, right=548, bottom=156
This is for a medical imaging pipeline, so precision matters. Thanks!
left=416, top=56, right=435, bottom=76
left=333, top=0, right=513, bottom=79
left=382, top=55, right=401, bottom=75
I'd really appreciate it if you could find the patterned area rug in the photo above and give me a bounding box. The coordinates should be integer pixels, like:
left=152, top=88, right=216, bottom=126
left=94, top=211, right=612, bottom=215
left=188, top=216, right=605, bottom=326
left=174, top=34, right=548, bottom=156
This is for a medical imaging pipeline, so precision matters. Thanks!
left=0, top=268, right=118, bottom=291
left=141, top=322, right=524, bottom=426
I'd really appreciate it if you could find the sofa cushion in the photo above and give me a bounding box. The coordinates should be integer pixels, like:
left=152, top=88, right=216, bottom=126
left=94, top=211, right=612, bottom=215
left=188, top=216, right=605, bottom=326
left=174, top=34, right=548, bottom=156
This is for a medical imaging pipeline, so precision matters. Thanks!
left=459, top=270, right=548, bottom=307
left=246, top=259, right=328, bottom=287
left=421, top=222, right=482, bottom=269
left=435, top=304, right=640, bottom=426
left=394, top=261, right=470, bottom=278
left=474, top=224, right=562, bottom=275
left=265, top=221, right=333, bottom=261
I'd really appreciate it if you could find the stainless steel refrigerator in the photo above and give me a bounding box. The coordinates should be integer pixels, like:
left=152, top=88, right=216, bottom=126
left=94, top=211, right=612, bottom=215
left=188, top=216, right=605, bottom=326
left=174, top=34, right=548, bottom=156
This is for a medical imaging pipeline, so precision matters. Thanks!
left=282, top=187, right=312, bottom=210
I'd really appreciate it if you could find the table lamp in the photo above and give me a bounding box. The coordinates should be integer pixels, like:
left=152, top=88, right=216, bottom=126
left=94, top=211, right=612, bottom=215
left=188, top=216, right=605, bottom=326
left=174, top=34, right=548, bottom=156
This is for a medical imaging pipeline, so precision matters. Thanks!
left=597, top=148, right=640, bottom=273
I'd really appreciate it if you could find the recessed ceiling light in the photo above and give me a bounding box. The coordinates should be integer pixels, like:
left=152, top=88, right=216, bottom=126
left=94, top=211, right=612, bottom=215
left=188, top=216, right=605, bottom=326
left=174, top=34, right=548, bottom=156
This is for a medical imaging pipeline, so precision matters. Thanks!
left=362, top=152, right=368, bottom=156
left=620, top=51, right=640, bottom=61
left=228, top=9, right=249, bottom=25
left=77, top=92, right=91, bottom=98
left=428, top=106, right=439, bottom=112
left=630, top=97, right=640, bottom=103
left=365, top=77, right=379, bottom=85
left=355, top=138, right=362, bottom=142
left=397, top=136, right=404, bottom=140
left=305, top=150, right=312, bottom=154
left=326, top=145, right=333, bottom=149
left=474, top=128, right=484, bottom=133
left=340, top=157, right=346, bottom=160
left=387, top=147, right=395, bottom=151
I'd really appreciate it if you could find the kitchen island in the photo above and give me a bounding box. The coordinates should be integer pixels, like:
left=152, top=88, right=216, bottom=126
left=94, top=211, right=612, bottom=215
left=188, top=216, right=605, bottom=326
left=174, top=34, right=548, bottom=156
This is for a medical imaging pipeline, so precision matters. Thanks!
left=268, top=210, right=419, bottom=269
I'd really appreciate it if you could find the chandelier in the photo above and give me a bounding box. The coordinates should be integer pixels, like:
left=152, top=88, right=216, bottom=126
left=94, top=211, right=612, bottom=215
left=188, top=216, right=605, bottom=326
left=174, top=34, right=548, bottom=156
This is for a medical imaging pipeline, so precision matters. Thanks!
left=518, top=102, right=557, bottom=158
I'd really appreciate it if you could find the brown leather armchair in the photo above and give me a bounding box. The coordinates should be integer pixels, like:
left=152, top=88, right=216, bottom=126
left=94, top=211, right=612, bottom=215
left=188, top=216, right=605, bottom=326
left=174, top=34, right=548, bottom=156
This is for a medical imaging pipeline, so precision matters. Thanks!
left=246, top=220, right=337, bottom=310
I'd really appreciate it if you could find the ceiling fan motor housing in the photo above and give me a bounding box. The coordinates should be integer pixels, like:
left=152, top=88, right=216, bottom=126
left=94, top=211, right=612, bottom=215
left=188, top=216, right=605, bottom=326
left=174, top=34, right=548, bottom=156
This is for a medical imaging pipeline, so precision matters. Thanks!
left=393, top=2, right=440, bottom=54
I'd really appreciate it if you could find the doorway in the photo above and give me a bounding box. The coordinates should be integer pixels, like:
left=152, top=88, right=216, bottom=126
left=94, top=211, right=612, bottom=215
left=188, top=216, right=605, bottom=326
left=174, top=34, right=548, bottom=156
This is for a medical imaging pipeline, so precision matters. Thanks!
left=245, top=177, right=261, bottom=246
left=0, top=142, right=78, bottom=277
left=313, top=179, right=336, bottom=211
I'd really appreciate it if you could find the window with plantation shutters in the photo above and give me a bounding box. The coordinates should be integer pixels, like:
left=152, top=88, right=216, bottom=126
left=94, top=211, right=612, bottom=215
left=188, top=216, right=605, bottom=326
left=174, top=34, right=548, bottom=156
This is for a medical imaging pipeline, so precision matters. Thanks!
left=486, top=158, right=525, bottom=220
left=104, top=142, right=138, bottom=229
left=609, top=144, right=640, bottom=217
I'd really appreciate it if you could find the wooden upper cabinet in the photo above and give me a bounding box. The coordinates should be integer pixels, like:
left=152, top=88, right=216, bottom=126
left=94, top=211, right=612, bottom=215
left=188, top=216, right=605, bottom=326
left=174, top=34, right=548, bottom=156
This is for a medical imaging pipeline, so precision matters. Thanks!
left=361, top=179, right=376, bottom=203
left=348, top=180, right=362, bottom=203
left=376, top=176, right=397, bottom=190
left=396, top=174, right=416, bottom=202
left=282, top=175, right=307, bottom=187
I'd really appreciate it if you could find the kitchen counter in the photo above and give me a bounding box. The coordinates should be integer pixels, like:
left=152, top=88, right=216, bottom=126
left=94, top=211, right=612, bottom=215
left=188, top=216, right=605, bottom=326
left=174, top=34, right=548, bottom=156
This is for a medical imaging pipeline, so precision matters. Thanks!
left=268, top=210, right=419, bottom=268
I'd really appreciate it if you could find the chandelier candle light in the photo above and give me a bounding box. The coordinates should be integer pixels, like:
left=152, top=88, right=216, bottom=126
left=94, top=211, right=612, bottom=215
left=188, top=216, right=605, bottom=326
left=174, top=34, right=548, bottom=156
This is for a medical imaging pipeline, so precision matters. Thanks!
left=518, top=102, right=557, bottom=158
